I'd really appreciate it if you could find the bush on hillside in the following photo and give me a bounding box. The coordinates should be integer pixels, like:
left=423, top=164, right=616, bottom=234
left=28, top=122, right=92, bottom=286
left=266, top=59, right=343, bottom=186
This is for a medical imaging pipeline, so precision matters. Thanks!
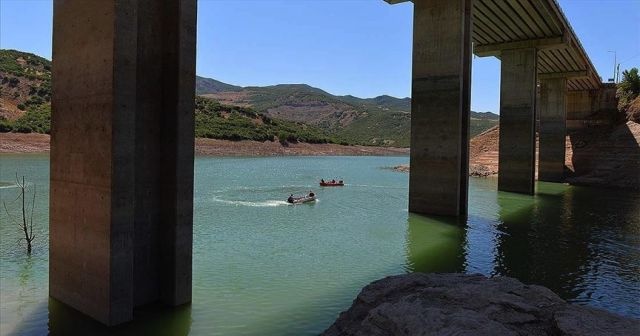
left=194, top=96, right=337, bottom=144
left=617, top=67, right=640, bottom=119
left=0, top=117, right=12, bottom=132
left=11, top=104, right=51, bottom=133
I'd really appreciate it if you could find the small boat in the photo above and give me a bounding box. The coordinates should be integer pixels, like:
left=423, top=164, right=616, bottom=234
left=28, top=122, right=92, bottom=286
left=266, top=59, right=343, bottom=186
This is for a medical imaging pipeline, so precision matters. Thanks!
left=320, top=180, right=344, bottom=187
left=288, top=195, right=316, bottom=204
left=287, top=193, right=316, bottom=204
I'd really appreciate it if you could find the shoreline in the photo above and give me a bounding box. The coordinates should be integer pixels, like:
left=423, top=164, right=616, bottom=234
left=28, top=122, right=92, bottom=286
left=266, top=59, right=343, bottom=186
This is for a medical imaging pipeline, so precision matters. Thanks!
left=0, top=132, right=409, bottom=157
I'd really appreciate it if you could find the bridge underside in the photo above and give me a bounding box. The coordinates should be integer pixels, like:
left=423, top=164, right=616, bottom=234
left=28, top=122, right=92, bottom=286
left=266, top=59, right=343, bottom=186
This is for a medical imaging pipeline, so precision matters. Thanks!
left=387, top=0, right=604, bottom=210
left=49, top=0, right=607, bottom=327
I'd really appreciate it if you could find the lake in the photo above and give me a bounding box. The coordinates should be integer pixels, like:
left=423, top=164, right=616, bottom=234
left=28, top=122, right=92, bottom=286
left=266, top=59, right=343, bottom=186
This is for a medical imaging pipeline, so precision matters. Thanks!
left=1, top=154, right=639, bottom=335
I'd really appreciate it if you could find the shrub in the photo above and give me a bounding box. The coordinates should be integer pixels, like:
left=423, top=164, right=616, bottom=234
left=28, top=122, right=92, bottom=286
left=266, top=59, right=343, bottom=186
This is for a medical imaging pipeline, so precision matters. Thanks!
left=0, top=119, right=13, bottom=132
left=12, top=104, right=51, bottom=134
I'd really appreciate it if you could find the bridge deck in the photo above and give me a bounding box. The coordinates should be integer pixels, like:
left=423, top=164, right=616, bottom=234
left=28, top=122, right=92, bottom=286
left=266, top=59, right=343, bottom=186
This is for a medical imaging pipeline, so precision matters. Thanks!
left=385, top=0, right=601, bottom=91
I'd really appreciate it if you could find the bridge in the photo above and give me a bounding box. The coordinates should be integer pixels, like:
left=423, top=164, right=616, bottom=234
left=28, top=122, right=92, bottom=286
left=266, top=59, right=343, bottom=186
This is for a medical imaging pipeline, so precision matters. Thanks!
left=48, top=0, right=609, bottom=326
left=385, top=0, right=608, bottom=216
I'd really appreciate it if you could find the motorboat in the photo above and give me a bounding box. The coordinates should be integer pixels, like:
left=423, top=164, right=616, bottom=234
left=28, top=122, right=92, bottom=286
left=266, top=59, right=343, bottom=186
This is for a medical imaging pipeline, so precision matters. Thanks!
left=319, top=180, right=344, bottom=187
left=287, top=193, right=316, bottom=204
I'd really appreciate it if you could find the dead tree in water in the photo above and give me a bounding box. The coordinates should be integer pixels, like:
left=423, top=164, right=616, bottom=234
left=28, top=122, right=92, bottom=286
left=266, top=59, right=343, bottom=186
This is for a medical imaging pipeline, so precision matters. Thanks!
left=3, top=175, right=36, bottom=254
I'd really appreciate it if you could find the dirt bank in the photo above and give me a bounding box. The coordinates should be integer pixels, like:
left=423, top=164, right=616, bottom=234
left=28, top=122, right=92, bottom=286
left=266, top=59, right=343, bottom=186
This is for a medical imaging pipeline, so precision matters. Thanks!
left=0, top=132, right=409, bottom=156
left=195, top=138, right=408, bottom=156
left=394, top=121, right=640, bottom=190
left=393, top=126, right=501, bottom=177
left=0, top=132, right=51, bottom=153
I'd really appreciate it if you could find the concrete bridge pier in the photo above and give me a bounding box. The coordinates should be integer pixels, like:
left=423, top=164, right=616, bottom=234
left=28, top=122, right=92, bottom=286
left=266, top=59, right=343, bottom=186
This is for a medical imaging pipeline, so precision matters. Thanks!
left=539, top=77, right=568, bottom=182
left=50, top=0, right=196, bottom=326
left=408, top=0, right=472, bottom=216
left=498, top=48, right=538, bottom=194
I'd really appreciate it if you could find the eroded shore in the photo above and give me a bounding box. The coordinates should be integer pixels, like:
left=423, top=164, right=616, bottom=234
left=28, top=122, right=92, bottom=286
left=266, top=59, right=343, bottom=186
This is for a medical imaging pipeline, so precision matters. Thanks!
left=0, top=132, right=409, bottom=156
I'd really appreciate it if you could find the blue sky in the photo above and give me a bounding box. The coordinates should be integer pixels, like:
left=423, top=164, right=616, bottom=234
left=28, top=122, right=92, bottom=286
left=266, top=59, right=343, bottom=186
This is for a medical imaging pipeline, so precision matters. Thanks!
left=1, top=0, right=639, bottom=113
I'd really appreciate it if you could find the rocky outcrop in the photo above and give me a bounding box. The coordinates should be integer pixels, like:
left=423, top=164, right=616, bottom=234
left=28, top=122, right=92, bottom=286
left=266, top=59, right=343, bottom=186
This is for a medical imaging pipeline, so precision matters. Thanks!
left=566, top=121, right=640, bottom=190
left=626, top=96, right=640, bottom=123
left=322, top=273, right=639, bottom=336
left=395, top=120, right=640, bottom=189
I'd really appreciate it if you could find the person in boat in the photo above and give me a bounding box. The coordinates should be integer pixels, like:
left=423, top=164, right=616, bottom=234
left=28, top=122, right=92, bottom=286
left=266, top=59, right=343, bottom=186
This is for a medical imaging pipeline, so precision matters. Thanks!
left=338, top=180, right=343, bottom=184
left=321, top=179, right=325, bottom=183
left=287, top=194, right=294, bottom=203
left=308, top=191, right=315, bottom=197
left=331, top=179, right=336, bottom=183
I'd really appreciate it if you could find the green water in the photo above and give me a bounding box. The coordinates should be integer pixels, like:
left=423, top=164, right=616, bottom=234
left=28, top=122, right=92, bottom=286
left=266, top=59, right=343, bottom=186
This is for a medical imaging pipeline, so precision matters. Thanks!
left=0, top=154, right=638, bottom=335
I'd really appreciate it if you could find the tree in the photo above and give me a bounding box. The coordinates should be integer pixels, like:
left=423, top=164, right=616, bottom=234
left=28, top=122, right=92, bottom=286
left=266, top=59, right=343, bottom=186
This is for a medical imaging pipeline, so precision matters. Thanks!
left=616, top=67, right=640, bottom=114
left=3, top=175, right=37, bottom=254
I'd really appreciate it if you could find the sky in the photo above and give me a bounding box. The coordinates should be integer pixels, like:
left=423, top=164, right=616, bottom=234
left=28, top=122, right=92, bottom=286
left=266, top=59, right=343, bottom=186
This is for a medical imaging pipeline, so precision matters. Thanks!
left=1, top=0, right=639, bottom=113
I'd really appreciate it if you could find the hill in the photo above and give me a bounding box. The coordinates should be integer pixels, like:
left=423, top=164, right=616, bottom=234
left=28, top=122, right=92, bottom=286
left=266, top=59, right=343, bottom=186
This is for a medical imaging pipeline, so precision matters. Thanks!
left=194, top=96, right=339, bottom=144
left=1, top=49, right=500, bottom=147
left=195, top=75, right=242, bottom=94
left=0, top=49, right=51, bottom=132
left=198, top=77, right=499, bottom=146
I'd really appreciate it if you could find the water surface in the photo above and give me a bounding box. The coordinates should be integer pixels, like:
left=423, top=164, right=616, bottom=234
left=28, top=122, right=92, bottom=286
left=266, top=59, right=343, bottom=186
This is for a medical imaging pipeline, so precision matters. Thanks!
left=1, top=154, right=638, bottom=335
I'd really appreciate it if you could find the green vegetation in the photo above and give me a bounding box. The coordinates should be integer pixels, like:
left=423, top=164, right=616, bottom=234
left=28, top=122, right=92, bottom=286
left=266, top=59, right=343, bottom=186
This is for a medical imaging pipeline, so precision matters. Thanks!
left=1, top=49, right=52, bottom=130
left=2, top=104, right=51, bottom=133
left=1, top=49, right=501, bottom=148
left=336, top=110, right=410, bottom=147
left=241, top=84, right=338, bottom=112
left=212, top=82, right=499, bottom=147
left=0, top=49, right=51, bottom=80
left=195, top=76, right=242, bottom=94
left=617, top=67, right=639, bottom=113
left=195, top=96, right=338, bottom=144
left=2, top=96, right=339, bottom=144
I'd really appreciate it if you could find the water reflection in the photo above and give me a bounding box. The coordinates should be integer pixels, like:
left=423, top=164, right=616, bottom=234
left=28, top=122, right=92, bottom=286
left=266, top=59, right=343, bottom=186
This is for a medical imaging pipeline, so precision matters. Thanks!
left=494, top=183, right=640, bottom=316
left=403, top=181, right=640, bottom=318
left=405, top=214, right=466, bottom=274
left=495, top=185, right=590, bottom=299
left=47, top=300, right=192, bottom=336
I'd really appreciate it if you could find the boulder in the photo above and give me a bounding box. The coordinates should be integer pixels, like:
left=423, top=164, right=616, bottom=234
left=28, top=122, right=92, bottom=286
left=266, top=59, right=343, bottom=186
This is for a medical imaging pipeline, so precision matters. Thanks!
left=322, top=273, right=639, bottom=336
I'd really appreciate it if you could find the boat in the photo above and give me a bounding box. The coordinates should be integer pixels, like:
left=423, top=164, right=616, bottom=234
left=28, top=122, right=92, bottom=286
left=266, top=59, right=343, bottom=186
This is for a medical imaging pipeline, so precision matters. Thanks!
left=288, top=195, right=316, bottom=204
left=287, top=193, right=316, bottom=204
left=320, top=180, right=344, bottom=187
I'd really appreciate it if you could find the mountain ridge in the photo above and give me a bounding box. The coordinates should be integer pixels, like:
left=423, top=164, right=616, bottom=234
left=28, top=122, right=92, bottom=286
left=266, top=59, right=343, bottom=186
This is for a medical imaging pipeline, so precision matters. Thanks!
left=1, top=49, right=499, bottom=147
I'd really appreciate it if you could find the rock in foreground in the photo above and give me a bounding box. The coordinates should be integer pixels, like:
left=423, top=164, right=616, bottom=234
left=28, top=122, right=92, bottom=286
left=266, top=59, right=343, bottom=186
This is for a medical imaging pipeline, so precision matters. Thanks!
left=322, top=273, right=639, bottom=336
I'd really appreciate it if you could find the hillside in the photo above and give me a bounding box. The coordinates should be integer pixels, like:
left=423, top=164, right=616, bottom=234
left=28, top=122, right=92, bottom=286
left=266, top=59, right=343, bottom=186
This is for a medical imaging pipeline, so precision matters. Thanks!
left=200, top=78, right=499, bottom=147
left=194, top=96, right=339, bottom=144
left=1, top=49, right=500, bottom=147
left=0, top=49, right=51, bottom=123
left=196, top=75, right=242, bottom=94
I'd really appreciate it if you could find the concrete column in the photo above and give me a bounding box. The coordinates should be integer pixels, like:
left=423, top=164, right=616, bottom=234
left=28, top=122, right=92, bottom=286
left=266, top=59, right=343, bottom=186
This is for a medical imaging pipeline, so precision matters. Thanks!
left=50, top=0, right=196, bottom=326
left=539, top=78, right=567, bottom=182
left=409, top=0, right=472, bottom=216
left=498, top=48, right=537, bottom=194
